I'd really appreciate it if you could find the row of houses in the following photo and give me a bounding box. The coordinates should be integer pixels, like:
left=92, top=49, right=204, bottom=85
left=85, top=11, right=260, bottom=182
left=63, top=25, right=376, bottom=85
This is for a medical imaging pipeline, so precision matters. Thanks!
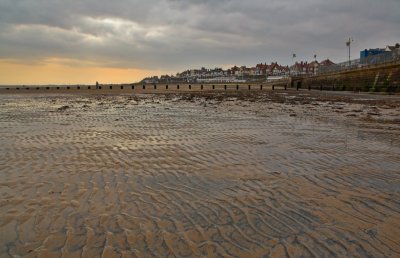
left=141, top=59, right=336, bottom=83
left=141, top=42, right=400, bottom=84
left=291, top=59, right=335, bottom=75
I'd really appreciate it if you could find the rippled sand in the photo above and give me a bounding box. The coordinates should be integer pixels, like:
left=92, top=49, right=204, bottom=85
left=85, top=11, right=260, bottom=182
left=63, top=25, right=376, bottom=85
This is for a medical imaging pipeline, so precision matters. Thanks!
left=1, top=92, right=400, bottom=257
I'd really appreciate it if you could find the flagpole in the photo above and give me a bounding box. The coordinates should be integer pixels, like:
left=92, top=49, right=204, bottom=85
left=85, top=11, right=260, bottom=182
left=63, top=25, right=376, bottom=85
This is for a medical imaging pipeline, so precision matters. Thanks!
left=346, top=37, right=353, bottom=67
left=291, top=53, right=296, bottom=76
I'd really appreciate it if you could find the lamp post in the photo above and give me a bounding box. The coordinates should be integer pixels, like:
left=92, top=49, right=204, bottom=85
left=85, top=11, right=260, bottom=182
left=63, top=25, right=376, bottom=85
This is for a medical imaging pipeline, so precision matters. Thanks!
left=290, top=53, right=296, bottom=76
left=313, top=54, right=317, bottom=75
left=346, top=37, right=353, bottom=67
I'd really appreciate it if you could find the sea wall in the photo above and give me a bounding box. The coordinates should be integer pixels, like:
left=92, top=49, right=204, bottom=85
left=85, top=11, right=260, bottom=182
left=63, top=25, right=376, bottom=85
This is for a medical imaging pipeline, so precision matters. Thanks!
left=293, top=61, right=400, bottom=92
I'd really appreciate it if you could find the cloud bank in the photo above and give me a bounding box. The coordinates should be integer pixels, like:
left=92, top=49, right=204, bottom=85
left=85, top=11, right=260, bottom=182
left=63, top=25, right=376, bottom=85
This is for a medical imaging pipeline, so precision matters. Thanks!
left=0, top=0, right=399, bottom=73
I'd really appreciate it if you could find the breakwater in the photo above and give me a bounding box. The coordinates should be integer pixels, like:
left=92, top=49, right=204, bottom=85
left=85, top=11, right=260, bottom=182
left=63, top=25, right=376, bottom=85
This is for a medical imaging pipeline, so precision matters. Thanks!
left=0, top=82, right=289, bottom=94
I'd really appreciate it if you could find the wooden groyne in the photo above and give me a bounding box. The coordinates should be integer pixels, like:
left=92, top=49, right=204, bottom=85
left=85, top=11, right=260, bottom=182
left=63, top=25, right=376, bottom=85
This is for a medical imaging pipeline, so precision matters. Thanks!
left=0, top=81, right=290, bottom=94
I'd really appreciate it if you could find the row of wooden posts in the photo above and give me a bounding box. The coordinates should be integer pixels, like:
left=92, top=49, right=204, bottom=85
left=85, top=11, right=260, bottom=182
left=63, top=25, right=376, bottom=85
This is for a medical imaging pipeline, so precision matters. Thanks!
left=3, top=83, right=292, bottom=91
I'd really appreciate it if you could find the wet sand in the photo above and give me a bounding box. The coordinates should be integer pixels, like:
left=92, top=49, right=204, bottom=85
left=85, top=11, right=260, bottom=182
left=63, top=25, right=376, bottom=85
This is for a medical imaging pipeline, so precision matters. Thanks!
left=1, top=91, right=400, bottom=257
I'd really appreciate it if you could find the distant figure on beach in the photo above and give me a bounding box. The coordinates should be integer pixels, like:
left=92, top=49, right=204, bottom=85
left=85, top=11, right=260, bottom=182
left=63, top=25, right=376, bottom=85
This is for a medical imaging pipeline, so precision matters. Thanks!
left=96, top=81, right=99, bottom=89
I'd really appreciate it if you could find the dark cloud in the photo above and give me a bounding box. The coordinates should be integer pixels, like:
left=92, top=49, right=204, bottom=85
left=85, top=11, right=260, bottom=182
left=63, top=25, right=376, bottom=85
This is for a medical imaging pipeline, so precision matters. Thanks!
left=0, top=0, right=399, bottom=71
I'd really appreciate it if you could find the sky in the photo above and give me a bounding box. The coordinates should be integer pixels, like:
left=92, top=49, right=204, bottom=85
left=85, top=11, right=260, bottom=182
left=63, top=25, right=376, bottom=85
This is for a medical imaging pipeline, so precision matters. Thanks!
left=0, top=0, right=399, bottom=84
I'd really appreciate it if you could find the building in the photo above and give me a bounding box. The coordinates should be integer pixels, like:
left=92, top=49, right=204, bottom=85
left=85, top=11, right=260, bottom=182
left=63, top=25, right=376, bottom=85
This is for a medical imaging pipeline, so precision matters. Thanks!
left=142, top=76, right=159, bottom=84
left=269, top=62, right=289, bottom=76
left=319, top=59, right=335, bottom=66
left=255, top=63, right=268, bottom=75
left=290, top=61, right=309, bottom=75
left=386, top=43, right=400, bottom=56
left=307, top=61, right=319, bottom=75
left=360, top=48, right=386, bottom=61
left=360, top=43, right=400, bottom=59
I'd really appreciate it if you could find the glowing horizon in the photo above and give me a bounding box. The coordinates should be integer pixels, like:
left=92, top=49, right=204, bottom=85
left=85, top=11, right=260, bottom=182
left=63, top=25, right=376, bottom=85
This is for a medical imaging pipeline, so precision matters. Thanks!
left=0, top=59, right=167, bottom=85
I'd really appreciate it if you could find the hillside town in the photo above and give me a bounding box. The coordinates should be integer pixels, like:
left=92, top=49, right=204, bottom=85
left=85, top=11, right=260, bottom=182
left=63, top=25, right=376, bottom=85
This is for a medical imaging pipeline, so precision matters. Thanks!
left=141, top=43, right=400, bottom=84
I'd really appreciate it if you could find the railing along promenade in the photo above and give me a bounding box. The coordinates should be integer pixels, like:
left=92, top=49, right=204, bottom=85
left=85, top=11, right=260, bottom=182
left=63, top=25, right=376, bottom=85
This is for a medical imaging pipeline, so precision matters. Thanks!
left=318, top=51, right=400, bottom=74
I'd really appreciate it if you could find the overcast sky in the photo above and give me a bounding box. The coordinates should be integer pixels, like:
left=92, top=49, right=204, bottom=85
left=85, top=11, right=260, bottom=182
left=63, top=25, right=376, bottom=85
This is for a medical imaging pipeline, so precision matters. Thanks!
left=0, top=0, right=399, bottom=84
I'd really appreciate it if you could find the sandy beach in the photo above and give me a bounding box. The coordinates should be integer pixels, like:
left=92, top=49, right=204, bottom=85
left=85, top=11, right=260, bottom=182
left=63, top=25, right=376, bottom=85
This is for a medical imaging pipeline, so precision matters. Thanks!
left=1, top=90, right=400, bottom=257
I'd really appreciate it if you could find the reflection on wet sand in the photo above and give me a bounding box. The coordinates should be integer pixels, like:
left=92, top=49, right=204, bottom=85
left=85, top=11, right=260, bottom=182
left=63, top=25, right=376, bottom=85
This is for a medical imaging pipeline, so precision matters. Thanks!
left=0, top=92, right=400, bottom=257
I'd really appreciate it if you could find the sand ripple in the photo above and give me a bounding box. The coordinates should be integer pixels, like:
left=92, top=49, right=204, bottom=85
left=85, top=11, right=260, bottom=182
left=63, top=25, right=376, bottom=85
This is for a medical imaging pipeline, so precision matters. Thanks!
left=0, top=94, right=400, bottom=257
